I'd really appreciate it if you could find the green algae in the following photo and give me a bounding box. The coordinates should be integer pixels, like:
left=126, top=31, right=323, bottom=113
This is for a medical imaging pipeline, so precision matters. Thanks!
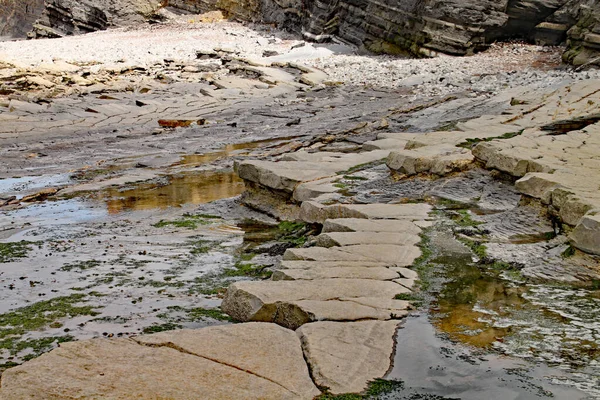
left=0, top=294, right=101, bottom=340
left=0, top=241, right=41, bottom=263
left=153, top=213, right=221, bottom=229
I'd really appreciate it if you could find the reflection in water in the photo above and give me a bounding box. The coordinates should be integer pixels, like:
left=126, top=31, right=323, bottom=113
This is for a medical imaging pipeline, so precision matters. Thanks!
left=99, top=170, right=244, bottom=214
left=179, top=136, right=303, bottom=166
left=432, top=255, right=527, bottom=348
left=429, top=253, right=600, bottom=397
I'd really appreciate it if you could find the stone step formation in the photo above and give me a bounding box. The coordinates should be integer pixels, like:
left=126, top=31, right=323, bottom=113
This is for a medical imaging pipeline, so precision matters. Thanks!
left=2, top=74, right=600, bottom=399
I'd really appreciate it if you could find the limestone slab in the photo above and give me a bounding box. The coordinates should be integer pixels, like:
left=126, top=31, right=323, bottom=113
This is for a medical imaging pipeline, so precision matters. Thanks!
left=272, top=266, right=399, bottom=281
left=297, top=320, right=400, bottom=394
left=280, top=299, right=408, bottom=326
left=279, top=260, right=389, bottom=270
left=0, top=324, right=320, bottom=400
left=323, top=218, right=422, bottom=234
left=387, top=144, right=471, bottom=176
left=284, top=245, right=421, bottom=266
left=221, top=279, right=411, bottom=325
left=315, top=232, right=421, bottom=248
left=300, top=201, right=432, bottom=223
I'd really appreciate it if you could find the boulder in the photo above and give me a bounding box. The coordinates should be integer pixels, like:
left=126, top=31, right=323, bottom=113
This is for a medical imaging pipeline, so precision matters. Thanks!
left=570, top=213, right=600, bottom=255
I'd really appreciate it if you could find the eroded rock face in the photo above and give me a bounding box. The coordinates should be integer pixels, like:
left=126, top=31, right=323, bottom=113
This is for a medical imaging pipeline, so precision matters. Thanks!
left=6, top=0, right=598, bottom=64
left=29, top=0, right=163, bottom=38
left=0, top=0, right=45, bottom=39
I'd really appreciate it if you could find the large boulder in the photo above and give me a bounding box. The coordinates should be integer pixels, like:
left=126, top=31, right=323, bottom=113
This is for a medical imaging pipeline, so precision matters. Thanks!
left=570, top=213, right=600, bottom=255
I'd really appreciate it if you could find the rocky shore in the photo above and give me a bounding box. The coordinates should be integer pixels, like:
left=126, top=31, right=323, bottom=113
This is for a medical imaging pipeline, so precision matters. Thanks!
left=0, top=12, right=599, bottom=400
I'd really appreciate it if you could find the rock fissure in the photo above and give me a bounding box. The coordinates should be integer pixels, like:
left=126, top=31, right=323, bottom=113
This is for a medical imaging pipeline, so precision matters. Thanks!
left=134, top=339, right=302, bottom=396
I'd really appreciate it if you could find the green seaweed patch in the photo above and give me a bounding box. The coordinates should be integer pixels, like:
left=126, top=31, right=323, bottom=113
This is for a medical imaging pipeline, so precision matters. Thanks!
left=0, top=241, right=41, bottom=263
left=60, top=259, right=102, bottom=272
left=223, top=262, right=272, bottom=279
left=365, top=379, right=404, bottom=397
left=165, top=306, right=232, bottom=322
left=342, top=175, right=368, bottom=181
left=452, top=210, right=484, bottom=227
left=0, top=335, right=74, bottom=358
left=457, top=130, right=524, bottom=150
left=142, top=322, right=182, bottom=334
left=153, top=213, right=221, bottom=229
left=561, top=245, right=576, bottom=258
left=277, top=221, right=310, bottom=247
left=338, top=160, right=386, bottom=175
left=0, top=294, right=101, bottom=340
left=188, top=275, right=228, bottom=296
left=459, top=237, right=488, bottom=259
left=189, top=239, right=213, bottom=255
left=315, top=379, right=404, bottom=399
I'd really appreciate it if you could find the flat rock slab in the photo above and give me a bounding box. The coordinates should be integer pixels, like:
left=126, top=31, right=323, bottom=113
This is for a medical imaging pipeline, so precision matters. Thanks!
left=316, top=232, right=421, bottom=248
left=387, top=144, right=473, bottom=176
left=297, top=320, right=400, bottom=394
left=301, top=201, right=432, bottom=223
left=221, top=279, right=410, bottom=328
left=283, top=245, right=421, bottom=266
left=0, top=323, right=320, bottom=400
left=279, top=299, right=408, bottom=327
left=272, top=266, right=400, bottom=281
left=279, top=260, right=390, bottom=269
left=237, top=150, right=388, bottom=194
left=323, top=218, right=422, bottom=234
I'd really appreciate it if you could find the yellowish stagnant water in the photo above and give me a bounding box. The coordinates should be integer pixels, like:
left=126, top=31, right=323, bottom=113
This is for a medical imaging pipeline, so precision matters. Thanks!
left=100, top=170, right=244, bottom=214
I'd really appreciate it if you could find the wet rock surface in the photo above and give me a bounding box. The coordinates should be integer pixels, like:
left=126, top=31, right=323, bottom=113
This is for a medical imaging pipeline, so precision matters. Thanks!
left=0, top=15, right=599, bottom=400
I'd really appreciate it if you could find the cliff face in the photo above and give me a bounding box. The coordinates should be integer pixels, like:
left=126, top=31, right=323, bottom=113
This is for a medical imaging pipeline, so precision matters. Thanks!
left=1, top=0, right=597, bottom=66
left=0, top=0, right=45, bottom=39
left=30, top=0, right=163, bottom=38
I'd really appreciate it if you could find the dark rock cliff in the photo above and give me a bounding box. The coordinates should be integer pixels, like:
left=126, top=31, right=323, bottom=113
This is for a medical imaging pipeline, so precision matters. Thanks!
left=0, top=0, right=597, bottom=65
left=0, top=0, right=45, bottom=39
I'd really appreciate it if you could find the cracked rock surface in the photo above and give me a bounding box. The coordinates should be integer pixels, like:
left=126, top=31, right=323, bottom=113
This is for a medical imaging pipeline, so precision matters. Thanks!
left=0, top=323, right=320, bottom=400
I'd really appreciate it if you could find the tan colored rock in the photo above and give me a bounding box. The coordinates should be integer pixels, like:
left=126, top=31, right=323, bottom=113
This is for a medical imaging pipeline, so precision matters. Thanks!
left=0, top=324, right=320, bottom=400
left=570, top=213, right=600, bottom=255
left=272, top=266, right=399, bottom=281
left=283, top=246, right=373, bottom=262
left=387, top=144, right=471, bottom=176
left=284, top=244, right=421, bottom=266
left=323, top=218, right=422, bottom=234
left=279, top=260, right=389, bottom=269
left=297, top=320, right=400, bottom=394
left=221, top=279, right=410, bottom=326
left=293, top=177, right=339, bottom=202
left=275, top=299, right=409, bottom=327
left=237, top=151, right=388, bottom=194
left=300, top=201, right=431, bottom=223
left=315, top=232, right=421, bottom=248
left=362, top=138, right=408, bottom=151
left=25, top=75, right=55, bottom=88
